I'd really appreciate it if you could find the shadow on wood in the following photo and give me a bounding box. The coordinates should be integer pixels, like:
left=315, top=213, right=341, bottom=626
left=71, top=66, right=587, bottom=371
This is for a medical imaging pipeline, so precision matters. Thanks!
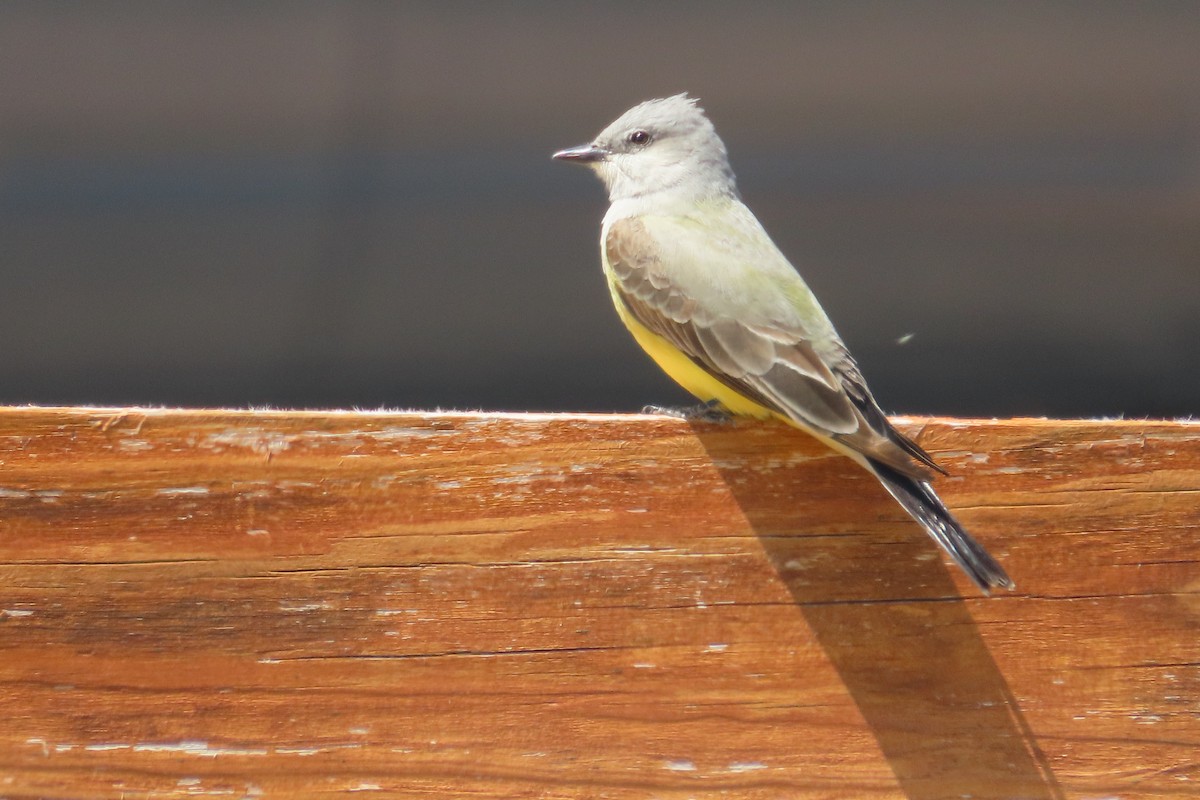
left=691, top=420, right=1063, bottom=799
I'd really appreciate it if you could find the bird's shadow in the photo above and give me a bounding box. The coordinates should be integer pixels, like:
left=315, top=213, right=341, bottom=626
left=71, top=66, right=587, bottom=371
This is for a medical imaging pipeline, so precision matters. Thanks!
left=686, top=419, right=1063, bottom=800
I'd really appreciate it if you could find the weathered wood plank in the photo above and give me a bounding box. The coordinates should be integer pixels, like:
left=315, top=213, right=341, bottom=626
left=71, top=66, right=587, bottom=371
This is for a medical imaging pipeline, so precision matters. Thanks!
left=0, top=407, right=1196, bottom=799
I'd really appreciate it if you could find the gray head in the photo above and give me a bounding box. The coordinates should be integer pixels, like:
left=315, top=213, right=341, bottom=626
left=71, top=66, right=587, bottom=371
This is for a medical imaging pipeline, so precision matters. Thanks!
left=553, top=94, right=738, bottom=203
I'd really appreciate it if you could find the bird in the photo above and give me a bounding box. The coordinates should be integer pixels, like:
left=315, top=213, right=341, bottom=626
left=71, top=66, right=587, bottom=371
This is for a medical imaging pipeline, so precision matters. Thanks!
left=553, top=93, right=1013, bottom=593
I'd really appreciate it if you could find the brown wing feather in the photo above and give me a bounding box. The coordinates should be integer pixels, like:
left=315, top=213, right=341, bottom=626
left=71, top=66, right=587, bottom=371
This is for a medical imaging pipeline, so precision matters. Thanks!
left=607, top=217, right=943, bottom=481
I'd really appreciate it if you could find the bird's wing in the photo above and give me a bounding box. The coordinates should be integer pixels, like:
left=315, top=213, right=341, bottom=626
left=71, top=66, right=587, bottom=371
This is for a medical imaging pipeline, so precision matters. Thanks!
left=606, top=215, right=943, bottom=480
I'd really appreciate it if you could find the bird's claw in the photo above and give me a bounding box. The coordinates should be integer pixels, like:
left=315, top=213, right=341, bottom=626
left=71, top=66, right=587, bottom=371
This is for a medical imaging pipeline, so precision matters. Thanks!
left=641, top=399, right=731, bottom=424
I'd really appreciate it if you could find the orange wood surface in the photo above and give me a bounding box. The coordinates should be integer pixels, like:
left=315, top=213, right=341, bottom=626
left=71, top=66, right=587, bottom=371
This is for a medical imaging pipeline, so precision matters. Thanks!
left=0, top=407, right=1196, bottom=799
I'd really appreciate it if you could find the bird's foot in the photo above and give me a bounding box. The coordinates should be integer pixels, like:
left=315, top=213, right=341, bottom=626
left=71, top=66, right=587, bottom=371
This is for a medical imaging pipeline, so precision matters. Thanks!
left=642, top=399, right=731, bottom=424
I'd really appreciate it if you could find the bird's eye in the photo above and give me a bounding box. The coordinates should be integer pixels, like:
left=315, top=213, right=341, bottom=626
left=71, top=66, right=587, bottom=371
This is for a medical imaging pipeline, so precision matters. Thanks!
left=627, top=130, right=651, bottom=146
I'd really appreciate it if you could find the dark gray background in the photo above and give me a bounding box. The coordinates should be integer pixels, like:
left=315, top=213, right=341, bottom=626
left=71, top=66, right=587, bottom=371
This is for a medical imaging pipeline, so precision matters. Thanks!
left=3, top=3, right=1197, bottom=417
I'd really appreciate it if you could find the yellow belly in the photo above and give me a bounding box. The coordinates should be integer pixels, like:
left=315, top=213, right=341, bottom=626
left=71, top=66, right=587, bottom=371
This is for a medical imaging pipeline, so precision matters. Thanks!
left=614, top=298, right=776, bottom=420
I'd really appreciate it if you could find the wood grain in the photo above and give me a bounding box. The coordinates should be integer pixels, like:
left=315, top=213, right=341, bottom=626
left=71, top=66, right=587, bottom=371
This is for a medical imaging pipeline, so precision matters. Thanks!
left=0, top=407, right=1196, bottom=799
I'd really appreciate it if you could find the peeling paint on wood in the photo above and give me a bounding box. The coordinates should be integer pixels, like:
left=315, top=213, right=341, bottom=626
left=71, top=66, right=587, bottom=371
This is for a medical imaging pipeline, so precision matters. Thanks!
left=0, top=407, right=1197, bottom=798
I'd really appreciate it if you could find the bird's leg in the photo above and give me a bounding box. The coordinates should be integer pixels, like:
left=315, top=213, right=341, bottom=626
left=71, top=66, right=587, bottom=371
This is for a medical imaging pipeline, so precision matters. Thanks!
left=641, top=398, right=731, bottom=423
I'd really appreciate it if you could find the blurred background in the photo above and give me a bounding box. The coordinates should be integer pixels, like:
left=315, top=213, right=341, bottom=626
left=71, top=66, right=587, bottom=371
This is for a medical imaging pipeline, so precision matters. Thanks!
left=2, top=2, right=1197, bottom=418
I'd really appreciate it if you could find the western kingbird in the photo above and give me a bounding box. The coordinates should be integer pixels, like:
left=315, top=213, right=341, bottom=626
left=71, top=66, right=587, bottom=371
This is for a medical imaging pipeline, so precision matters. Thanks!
left=553, top=94, right=1013, bottom=593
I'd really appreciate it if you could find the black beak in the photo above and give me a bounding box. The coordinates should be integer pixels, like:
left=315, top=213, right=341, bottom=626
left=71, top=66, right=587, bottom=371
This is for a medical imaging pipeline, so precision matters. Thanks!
left=552, top=143, right=608, bottom=163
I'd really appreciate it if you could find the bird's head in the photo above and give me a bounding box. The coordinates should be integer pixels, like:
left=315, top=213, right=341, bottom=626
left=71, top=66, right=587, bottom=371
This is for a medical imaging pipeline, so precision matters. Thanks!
left=553, top=94, right=737, bottom=203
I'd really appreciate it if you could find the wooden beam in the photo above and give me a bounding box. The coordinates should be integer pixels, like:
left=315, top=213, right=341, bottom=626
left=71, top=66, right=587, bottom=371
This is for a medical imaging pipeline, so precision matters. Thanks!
left=0, top=407, right=1196, bottom=798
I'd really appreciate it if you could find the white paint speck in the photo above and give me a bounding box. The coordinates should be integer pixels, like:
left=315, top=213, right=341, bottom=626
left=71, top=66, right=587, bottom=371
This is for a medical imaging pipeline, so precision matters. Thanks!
left=133, top=740, right=268, bottom=756
left=278, top=601, right=333, bottom=613
left=491, top=475, right=534, bottom=488
left=156, top=486, right=210, bottom=497
left=664, top=759, right=696, bottom=772
left=203, top=429, right=293, bottom=457
left=706, top=643, right=729, bottom=653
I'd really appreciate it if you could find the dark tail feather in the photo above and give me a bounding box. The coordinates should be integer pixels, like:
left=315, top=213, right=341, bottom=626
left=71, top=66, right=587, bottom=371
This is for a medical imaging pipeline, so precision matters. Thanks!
left=870, top=461, right=1014, bottom=593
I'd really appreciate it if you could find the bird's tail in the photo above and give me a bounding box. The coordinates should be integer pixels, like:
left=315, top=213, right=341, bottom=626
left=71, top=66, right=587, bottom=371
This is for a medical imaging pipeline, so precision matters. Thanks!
left=869, top=460, right=1014, bottom=593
